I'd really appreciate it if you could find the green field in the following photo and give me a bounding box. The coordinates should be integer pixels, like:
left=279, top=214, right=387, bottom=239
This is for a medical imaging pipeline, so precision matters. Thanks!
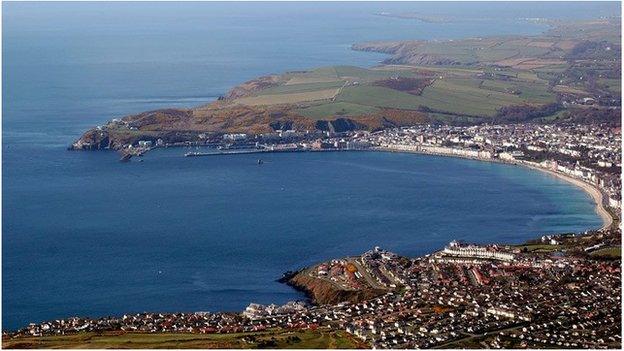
left=232, top=65, right=557, bottom=120
left=590, top=246, right=622, bottom=259
left=2, top=329, right=363, bottom=349
left=598, top=78, right=621, bottom=94
left=379, top=37, right=567, bottom=65
left=479, top=79, right=554, bottom=103
left=336, top=85, right=426, bottom=111
left=194, top=19, right=620, bottom=130
left=331, top=65, right=419, bottom=81
left=514, top=244, right=561, bottom=253
left=331, top=77, right=551, bottom=117
left=533, top=64, right=570, bottom=74
left=420, top=78, right=524, bottom=116
left=254, top=81, right=345, bottom=96
left=284, top=65, right=419, bottom=84
left=297, top=101, right=380, bottom=119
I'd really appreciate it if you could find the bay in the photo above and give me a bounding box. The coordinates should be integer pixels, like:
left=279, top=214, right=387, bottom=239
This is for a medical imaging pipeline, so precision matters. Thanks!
left=2, top=2, right=613, bottom=329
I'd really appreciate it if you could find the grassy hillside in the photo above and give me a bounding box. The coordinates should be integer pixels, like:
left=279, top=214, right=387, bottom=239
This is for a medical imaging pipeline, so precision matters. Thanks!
left=297, top=101, right=380, bottom=119
left=71, top=18, right=620, bottom=150
left=231, top=65, right=555, bottom=119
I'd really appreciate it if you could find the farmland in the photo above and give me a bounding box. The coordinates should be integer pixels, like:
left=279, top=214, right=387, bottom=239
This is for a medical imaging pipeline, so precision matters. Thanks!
left=235, top=88, right=342, bottom=106
left=590, top=246, right=622, bottom=259
left=1, top=329, right=362, bottom=349
left=297, top=101, right=380, bottom=119
left=599, top=78, right=622, bottom=94
left=70, top=17, right=620, bottom=150
left=228, top=64, right=556, bottom=120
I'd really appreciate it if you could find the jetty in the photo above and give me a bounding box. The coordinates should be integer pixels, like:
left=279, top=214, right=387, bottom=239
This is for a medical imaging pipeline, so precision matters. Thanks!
left=183, top=148, right=357, bottom=157
left=184, top=149, right=272, bottom=157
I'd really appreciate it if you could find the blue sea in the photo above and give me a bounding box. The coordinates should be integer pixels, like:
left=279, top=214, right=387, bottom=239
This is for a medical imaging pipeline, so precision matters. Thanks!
left=2, top=2, right=615, bottom=330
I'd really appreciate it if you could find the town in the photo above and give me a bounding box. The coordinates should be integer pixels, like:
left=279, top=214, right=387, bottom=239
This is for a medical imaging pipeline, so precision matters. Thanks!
left=151, top=122, right=620, bottom=216
left=6, top=228, right=620, bottom=349
left=54, top=116, right=624, bottom=350
left=356, top=123, right=621, bottom=213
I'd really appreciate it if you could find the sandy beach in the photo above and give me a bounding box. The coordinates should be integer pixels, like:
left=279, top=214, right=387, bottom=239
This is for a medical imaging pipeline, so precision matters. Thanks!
left=377, top=147, right=615, bottom=231
left=522, top=163, right=614, bottom=231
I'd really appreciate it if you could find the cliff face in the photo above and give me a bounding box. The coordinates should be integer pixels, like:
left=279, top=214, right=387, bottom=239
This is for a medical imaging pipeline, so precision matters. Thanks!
left=315, top=118, right=367, bottom=133
left=352, top=41, right=465, bottom=66
left=351, top=41, right=414, bottom=55
left=69, top=19, right=618, bottom=151
left=351, top=24, right=608, bottom=67
left=287, top=271, right=386, bottom=306
left=70, top=104, right=315, bottom=150
left=225, top=75, right=282, bottom=99
left=70, top=102, right=431, bottom=150
left=71, top=128, right=111, bottom=150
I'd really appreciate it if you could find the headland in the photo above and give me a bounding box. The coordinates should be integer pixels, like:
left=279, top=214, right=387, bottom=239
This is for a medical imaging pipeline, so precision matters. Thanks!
left=5, top=227, right=621, bottom=348
left=68, top=18, right=620, bottom=156
left=8, top=14, right=620, bottom=350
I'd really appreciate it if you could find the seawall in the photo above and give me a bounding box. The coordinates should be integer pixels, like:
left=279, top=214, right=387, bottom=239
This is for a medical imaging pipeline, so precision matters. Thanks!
left=375, top=146, right=615, bottom=231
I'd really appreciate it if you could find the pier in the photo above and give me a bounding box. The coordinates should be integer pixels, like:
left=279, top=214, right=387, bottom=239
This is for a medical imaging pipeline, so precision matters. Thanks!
left=185, top=149, right=275, bottom=157
left=184, top=148, right=363, bottom=157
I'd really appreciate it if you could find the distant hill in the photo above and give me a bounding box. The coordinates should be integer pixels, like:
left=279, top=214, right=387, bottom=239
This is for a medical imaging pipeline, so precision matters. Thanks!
left=71, top=18, right=621, bottom=151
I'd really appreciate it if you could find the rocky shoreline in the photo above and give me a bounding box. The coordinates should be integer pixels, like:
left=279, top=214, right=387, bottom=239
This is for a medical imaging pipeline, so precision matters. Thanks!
left=284, top=268, right=387, bottom=306
left=5, top=232, right=621, bottom=348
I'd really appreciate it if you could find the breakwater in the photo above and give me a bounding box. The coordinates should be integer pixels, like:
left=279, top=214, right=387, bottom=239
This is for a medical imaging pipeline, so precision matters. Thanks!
left=187, top=145, right=614, bottom=231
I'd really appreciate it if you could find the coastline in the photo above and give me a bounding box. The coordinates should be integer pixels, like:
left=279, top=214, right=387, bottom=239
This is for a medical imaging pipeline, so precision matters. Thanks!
left=374, top=147, right=614, bottom=231
left=5, top=146, right=618, bottom=336
left=175, top=144, right=614, bottom=232
left=522, top=162, right=614, bottom=231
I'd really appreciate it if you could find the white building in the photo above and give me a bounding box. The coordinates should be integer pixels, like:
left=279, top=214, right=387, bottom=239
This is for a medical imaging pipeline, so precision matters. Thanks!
left=223, top=133, right=247, bottom=141
left=442, top=243, right=515, bottom=262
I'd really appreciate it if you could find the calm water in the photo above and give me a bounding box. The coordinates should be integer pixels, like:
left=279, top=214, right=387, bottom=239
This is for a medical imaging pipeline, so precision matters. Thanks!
left=3, top=2, right=614, bottom=330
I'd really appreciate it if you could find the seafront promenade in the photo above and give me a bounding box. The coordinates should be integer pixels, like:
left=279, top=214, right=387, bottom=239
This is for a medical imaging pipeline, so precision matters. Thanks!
left=180, top=143, right=616, bottom=231
left=376, top=145, right=615, bottom=231
left=522, top=162, right=614, bottom=230
left=6, top=127, right=621, bottom=348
